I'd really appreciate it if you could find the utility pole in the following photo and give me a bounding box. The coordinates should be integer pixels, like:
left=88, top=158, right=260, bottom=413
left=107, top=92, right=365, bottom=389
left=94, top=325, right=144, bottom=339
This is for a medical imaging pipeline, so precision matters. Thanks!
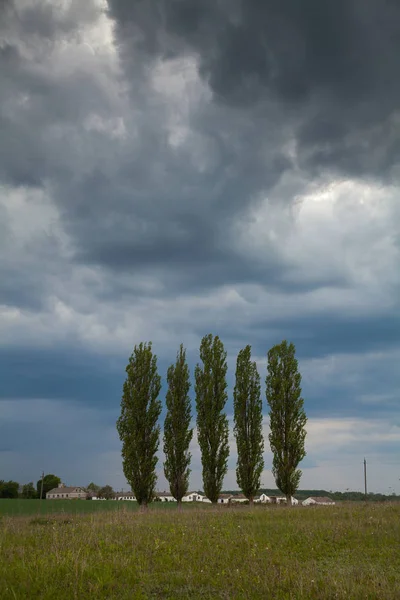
left=40, top=471, right=44, bottom=502
left=38, top=471, right=44, bottom=516
left=364, top=458, right=367, bottom=499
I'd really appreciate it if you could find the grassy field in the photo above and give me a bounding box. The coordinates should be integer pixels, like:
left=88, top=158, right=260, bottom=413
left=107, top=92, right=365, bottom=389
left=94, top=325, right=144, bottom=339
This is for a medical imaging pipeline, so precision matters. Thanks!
left=1, top=502, right=399, bottom=599
left=1, top=498, right=145, bottom=516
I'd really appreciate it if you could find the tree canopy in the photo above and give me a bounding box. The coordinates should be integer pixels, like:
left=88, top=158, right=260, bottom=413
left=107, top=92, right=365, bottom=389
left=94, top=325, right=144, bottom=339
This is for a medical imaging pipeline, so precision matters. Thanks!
left=36, top=474, right=61, bottom=499
left=164, top=344, right=193, bottom=504
left=117, top=342, right=162, bottom=507
left=195, top=334, right=229, bottom=503
left=234, top=345, right=264, bottom=504
left=266, top=340, right=307, bottom=505
left=0, top=480, right=19, bottom=499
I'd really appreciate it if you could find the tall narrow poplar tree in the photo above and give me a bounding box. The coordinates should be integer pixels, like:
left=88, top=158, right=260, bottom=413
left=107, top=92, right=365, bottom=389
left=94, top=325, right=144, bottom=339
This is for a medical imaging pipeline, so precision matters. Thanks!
left=163, top=344, right=193, bottom=506
left=117, top=342, right=161, bottom=508
left=266, top=340, right=307, bottom=505
left=195, top=334, right=229, bottom=503
left=234, top=345, right=264, bottom=505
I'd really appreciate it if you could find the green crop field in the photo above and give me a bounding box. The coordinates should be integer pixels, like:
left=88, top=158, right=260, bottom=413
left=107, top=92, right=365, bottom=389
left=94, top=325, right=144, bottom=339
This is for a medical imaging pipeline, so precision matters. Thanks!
left=1, top=502, right=399, bottom=599
left=0, top=498, right=182, bottom=517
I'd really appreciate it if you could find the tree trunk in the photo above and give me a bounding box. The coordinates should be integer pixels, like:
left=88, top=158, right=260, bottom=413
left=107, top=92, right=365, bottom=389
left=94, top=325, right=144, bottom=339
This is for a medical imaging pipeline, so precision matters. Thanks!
left=249, top=497, right=254, bottom=507
left=286, top=494, right=292, bottom=506
left=177, top=500, right=182, bottom=512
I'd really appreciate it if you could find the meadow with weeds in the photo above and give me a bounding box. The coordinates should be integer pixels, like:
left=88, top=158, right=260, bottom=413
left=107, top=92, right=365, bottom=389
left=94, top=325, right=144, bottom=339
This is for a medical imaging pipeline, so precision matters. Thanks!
left=1, top=502, right=399, bottom=599
left=0, top=498, right=168, bottom=517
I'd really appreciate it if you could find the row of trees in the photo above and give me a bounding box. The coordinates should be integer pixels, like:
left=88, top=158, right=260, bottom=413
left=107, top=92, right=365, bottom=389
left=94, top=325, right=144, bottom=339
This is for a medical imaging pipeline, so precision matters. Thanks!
left=0, top=475, right=61, bottom=499
left=117, top=336, right=307, bottom=507
left=0, top=477, right=116, bottom=500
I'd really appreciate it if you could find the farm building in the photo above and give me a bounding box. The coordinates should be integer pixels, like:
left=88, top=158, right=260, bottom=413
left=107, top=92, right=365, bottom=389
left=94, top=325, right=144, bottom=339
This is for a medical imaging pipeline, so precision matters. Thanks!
left=302, top=496, right=335, bottom=506
left=230, top=494, right=248, bottom=503
left=217, top=494, right=232, bottom=504
left=46, top=484, right=87, bottom=500
left=268, top=496, right=287, bottom=504
left=116, top=492, right=136, bottom=501
left=182, top=491, right=205, bottom=502
left=155, top=492, right=176, bottom=502
left=258, top=493, right=271, bottom=503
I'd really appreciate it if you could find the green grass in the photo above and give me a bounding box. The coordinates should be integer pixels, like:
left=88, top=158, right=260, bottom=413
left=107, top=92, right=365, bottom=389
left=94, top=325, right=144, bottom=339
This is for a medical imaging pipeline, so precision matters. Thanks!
left=1, top=502, right=399, bottom=599
left=0, top=499, right=176, bottom=517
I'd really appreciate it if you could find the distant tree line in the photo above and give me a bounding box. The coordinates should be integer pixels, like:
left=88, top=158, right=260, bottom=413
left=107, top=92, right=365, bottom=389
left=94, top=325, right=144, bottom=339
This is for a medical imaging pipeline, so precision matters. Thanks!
left=0, top=478, right=116, bottom=500
left=117, top=335, right=307, bottom=507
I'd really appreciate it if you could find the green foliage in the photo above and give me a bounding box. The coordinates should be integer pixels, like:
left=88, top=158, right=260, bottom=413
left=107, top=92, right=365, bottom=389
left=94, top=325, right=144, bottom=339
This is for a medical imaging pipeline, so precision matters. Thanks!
left=87, top=482, right=100, bottom=494
left=36, top=474, right=61, bottom=499
left=163, top=344, right=193, bottom=503
left=266, top=340, right=307, bottom=503
left=117, top=342, right=162, bottom=507
left=233, top=345, right=264, bottom=502
left=0, top=480, right=19, bottom=499
left=97, top=485, right=114, bottom=500
left=21, top=482, right=37, bottom=499
left=195, top=334, right=229, bottom=503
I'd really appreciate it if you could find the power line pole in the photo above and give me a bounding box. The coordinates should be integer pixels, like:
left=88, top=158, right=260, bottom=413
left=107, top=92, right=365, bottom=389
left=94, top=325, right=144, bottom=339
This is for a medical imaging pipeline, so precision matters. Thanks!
left=40, top=471, right=44, bottom=502
left=364, top=458, right=367, bottom=499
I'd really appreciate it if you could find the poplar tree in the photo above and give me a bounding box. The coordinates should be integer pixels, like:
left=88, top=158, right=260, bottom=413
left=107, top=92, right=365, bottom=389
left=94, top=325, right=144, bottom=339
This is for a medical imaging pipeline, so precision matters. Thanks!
left=234, top=345, right=264, bottom=505
left=117, top=342, right=161, bottom=508
left=266, top=340, right=307, bottom=505
left=195, top=334, right=229, bottom=503
left=163, top=344, right=193, bottom=505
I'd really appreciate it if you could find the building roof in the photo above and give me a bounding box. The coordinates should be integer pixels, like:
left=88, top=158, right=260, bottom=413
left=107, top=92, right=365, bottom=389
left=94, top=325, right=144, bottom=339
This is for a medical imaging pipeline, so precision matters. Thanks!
left=231, top=493, right=247, bottom=500
left=218, top=493, right=233, bottom=499
left=47, top=487, right=85, bottom=494
left=185, top=491, right=204, bottom=496
left=156, top=491, right=175, bottom=497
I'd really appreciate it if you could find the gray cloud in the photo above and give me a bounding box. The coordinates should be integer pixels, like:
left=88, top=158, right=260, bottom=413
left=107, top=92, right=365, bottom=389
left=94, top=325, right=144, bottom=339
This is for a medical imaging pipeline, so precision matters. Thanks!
left=108, top=0, right=400, bottom=179
left=1, top=0, right=400, bottom=491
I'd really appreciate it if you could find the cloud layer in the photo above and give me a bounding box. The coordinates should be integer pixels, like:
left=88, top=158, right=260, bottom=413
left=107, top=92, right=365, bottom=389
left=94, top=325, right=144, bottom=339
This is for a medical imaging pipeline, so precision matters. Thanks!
left=1, top=0, right=399, bottom=493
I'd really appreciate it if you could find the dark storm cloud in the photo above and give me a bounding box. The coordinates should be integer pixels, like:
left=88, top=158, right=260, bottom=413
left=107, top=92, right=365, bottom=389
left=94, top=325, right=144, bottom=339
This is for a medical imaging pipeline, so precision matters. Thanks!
left=0, top=347, right=123, bottom=406
left=245, top=312, right=400, bottom=360
left=108, top=0, right=400, bottom=178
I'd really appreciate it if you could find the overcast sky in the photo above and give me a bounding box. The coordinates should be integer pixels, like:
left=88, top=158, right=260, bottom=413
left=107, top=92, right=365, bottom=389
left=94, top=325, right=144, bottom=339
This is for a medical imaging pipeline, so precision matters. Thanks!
left=1, top=0, right=400, bottom=495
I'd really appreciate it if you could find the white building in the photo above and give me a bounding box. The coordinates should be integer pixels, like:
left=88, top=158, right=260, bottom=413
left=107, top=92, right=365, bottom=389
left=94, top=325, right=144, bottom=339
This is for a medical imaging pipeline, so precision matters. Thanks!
left=155, top=491, right=176, bottom=502
left=302, top=496, right=335, bottom=506
left=46, top=485, right=87, bottom=500
left=258, top=493, right=271, bottom=503
left=182, top=491, right=205, bottom=502
left=116, top=492, right=136, bottom=501
left=217, top=494, right=232, bottom=504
